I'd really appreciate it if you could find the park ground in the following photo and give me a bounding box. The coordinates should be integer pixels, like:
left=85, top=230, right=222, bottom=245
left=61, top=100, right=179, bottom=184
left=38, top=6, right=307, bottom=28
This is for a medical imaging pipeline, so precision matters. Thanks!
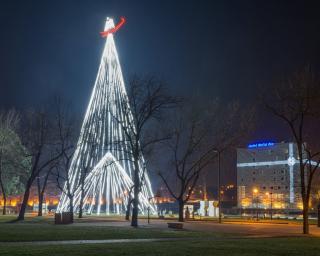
left=0, top=215, right=320, bottom=255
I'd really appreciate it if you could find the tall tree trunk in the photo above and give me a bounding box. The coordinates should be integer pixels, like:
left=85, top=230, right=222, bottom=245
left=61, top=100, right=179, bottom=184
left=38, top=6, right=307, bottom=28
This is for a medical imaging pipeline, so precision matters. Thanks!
left=37, top=167, right=52, bottom=217
left=125, top=206, right=131, bottom=221
left=131, top=197, right=138, bottom=227
left=0, top=156, right=5, bottom=215
left=78, top=165, right=88, bottom=219
left=69, top=194, right=74, bottom=223
left=303, top=187, right=311, bottom=234
left=0, top=177, right=6, bottom=215
left=125, top=198, right=132, bottom=221
left=78, top=186, right=84, bottom=218
left=178, top=199, right=184, bottom=222
left=131, top=160, right=140, bottom=227
left=303, top=201, right=309, bottom=234
left=125, top=186, right=134, bottom=221
left=38, top=192, right=44, bottom=217
left=298, top=144, right=309, bottom=234
left=17, top=177, right=33, bottom=221
left=37, top=176, right=42, bottom=216
left=317, top=203, right=320, bottom=227
left=2, top=195, right=6, bottom=215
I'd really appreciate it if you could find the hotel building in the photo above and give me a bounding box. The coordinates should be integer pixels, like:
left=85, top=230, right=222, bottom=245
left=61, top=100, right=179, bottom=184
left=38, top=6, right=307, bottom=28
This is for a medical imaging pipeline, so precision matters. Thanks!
left=237, top=142, right=306, bottom=211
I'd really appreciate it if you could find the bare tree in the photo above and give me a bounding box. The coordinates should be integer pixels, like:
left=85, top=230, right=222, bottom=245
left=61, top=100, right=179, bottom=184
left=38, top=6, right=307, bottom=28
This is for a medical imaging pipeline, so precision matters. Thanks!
left=159, top=100, right=254, bottom=222
left=53, top=97, right=77, bottom=221
left=55, top=149, right=75, bottom=222
left=125, top=185, right=134, bottom=221
left=264, top=67, right=320, bottom=234
left=36, top=102, right=73, bottom=217
left=111, top=75, right=177, bottom=227
left=52, top=97, right=97, bottom=219
left=17, top=109, right=66, bottom=221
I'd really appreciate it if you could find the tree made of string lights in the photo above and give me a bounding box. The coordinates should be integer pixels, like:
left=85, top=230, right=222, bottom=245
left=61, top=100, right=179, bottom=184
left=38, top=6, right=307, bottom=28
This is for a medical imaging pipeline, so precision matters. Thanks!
left=57, top=18, right=156, bottom=215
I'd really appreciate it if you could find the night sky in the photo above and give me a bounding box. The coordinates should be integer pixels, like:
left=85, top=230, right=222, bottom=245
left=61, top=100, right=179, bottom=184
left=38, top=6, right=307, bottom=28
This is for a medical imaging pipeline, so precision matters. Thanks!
left=2, top=1, right=320, bottom=107
left=1, top=1, right=320, bottom=186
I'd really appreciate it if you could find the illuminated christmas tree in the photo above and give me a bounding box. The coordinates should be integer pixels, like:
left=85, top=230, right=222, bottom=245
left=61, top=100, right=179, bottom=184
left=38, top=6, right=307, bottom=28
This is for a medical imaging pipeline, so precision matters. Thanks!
left=58, top=18, right=156, bottom=215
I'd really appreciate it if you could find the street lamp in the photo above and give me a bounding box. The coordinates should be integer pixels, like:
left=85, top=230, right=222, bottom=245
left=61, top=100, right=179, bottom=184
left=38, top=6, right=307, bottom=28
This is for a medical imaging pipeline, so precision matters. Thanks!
left=213, top=150, right=222, bottom=223
left=266, top=192, right=273, bottom=220
left=318, top=203, right=320, bottom=228
left=252, top=188, right=259, bottom=220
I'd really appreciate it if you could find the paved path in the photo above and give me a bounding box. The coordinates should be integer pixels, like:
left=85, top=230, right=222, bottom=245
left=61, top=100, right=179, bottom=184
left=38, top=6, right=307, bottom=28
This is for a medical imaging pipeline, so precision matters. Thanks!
left=73, top=218, right=320, bottom=237
left=0, top=234, right=304, bottom=246
left=1, top=218, right=319, bottom=246
left=0, top=238, right=186, bottom=246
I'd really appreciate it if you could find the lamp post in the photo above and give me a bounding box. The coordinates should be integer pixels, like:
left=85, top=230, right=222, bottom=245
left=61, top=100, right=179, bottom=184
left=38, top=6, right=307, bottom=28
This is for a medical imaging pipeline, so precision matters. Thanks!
left=253, top=188, right=258, bottom=220
left=270, top=192, right=273, bottom=220
left=213, top=150, right=222, bottom=223
left=265, top=192, right=273, bottom=220
left=317, top=203, right=320, bottom=228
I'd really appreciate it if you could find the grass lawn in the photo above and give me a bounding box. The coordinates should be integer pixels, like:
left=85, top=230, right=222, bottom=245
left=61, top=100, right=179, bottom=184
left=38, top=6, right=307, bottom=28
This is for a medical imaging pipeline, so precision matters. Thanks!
left=1, top=237, right=320, bottom=256
left=0, top=215, right=227, bottom=242
left=1, top=215, right=320, bottom=256
left=0, top=224, right=193, bottom=242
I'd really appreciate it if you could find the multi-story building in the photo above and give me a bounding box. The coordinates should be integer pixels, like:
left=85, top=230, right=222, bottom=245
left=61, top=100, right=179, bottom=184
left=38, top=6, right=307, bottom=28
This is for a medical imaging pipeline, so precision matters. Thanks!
left=237, top=142, right=306, bottom=211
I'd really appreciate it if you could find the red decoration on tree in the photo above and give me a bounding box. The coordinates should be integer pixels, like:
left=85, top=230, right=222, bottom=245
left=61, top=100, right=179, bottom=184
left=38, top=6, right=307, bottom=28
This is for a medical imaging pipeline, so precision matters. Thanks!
left=100, top=17, right=126, bottom=37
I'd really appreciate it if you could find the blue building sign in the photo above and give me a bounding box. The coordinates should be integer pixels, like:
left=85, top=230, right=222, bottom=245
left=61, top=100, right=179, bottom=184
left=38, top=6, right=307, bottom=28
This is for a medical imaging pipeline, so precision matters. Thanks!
left=247, top=141, right=275, bottom=149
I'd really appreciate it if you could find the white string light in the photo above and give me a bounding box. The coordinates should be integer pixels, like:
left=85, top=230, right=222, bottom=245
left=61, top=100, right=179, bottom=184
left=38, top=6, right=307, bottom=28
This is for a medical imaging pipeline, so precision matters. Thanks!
left=57, top=18, right=156, bottom=215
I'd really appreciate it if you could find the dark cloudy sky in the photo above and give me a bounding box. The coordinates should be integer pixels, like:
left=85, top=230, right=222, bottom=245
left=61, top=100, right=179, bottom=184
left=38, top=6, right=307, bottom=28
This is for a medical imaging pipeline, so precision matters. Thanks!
left=1, top=0, right=320, bottom=140
left=1, top=0, right=320, bottom=188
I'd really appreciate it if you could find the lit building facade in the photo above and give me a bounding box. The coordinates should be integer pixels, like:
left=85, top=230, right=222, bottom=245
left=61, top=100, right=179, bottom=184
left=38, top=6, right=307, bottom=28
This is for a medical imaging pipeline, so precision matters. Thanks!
left=237, top=142, right=304, bottom=210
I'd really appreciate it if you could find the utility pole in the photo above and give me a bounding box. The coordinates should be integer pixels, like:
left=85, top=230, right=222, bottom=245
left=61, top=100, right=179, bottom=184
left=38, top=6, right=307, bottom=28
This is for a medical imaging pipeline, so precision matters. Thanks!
left=253, top=188, right=259, bottom=220
left=317, top=203, right=320, bottom=227
left=270, top=192, right=273, bottom=220
left=217, top=150, right=222, bottom=224
left=266, top=192, right=273, bottom=220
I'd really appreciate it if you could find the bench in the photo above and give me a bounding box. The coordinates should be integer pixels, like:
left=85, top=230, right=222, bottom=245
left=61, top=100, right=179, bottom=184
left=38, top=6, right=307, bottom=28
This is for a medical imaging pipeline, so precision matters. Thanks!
left=167, top=222, right=183, bottom=229
left=55, top=212, right=73, bottom=224
left=54, top=213, right=62, bottom=225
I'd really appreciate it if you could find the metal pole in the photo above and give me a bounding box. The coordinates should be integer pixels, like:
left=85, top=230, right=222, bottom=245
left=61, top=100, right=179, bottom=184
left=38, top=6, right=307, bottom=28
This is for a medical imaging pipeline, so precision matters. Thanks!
left=256, top=192, right=259, bottom=221
left=317, top=203, right=320, bottom=227
left=218, top=150, right=222, bottom=224
left=270, top=193, right=273, bottom=220
left=251, top=191, right=253, bottom=218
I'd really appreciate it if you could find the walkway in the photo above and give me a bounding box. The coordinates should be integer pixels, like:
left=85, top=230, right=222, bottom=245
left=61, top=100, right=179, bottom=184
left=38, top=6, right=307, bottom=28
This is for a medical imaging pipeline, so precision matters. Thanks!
left=73, top=218, right=320, bottom=237
left=0, top=238, right=185, bottom=246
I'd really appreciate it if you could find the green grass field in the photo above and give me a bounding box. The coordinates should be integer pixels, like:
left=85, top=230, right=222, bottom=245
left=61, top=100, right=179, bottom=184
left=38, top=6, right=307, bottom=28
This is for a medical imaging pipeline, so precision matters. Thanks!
left=0, top=215, right=229, bottom=242
left=1, top=238, right=320, bottom=256
left=0, top=215, right=320, bottom=256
